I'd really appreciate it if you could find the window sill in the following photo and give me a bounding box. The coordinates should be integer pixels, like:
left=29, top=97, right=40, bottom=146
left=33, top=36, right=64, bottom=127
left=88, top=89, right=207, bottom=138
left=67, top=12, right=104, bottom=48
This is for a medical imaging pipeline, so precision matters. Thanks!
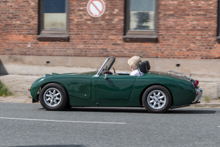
left=37, top=34, right=69, bottom=42
left=123, top=35, right=158, bottom=42
left=216, top=36, right=220, bottom=42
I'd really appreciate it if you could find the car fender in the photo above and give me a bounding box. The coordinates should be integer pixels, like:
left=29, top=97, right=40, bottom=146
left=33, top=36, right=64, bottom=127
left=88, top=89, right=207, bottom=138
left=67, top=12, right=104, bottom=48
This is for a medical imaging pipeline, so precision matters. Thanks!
left=129, top=75, right=196, bottom=107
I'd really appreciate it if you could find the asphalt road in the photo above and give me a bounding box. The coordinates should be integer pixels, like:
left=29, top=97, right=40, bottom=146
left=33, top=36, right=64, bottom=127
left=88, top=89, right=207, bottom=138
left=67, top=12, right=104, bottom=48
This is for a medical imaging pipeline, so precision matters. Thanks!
left=0, top=103, right=220, bottom=147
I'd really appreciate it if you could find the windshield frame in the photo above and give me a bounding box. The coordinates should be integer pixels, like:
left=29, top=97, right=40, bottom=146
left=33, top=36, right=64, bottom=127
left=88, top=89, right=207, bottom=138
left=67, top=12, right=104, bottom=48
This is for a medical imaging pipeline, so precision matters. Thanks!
left=93, top=57, right=115, bottom=77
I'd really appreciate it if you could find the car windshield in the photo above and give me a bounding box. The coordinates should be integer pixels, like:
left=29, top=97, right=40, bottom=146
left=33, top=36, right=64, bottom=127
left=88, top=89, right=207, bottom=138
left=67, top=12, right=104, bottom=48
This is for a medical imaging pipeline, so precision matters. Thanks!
left=103, top=57, right=115, bottom=71
left=96, top=57, right=115, bottom=76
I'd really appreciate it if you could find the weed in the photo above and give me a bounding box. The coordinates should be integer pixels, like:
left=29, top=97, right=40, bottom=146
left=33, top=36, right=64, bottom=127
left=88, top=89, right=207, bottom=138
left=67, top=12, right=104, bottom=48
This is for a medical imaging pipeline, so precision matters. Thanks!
left=0, top=81, right=13, bottom=97
left=204, top=95, right=211, bottom=103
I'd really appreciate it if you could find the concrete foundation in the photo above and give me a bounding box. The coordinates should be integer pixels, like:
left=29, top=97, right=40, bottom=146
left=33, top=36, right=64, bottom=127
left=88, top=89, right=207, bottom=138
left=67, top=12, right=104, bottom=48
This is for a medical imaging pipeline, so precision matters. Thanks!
left=0, top=55, right=219, bottom=77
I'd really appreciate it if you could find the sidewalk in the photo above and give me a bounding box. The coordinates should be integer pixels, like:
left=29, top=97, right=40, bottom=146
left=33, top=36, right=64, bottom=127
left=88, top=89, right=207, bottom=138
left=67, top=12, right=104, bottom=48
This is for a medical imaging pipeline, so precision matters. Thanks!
left=0, top=75, right=41, bottom=103
left=0, top=72, right=220, bottom=107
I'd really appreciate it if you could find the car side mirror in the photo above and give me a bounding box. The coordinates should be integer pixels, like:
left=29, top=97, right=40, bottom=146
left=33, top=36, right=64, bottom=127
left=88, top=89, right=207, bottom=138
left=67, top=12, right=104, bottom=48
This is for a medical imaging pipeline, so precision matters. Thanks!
left=104, top=74, right=108, bottom=80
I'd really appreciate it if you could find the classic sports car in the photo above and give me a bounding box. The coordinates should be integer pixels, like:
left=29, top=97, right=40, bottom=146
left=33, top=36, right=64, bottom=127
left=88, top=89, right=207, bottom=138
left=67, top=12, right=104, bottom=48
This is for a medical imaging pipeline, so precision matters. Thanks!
left=30, top=57, right=202, bottom=113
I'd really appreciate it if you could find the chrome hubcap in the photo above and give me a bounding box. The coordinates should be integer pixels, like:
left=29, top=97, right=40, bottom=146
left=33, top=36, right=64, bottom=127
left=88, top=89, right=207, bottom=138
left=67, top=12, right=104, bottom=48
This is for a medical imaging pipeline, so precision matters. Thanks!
left=43, top=88, right=62, bottom=107
left=147, top=90, right=166, bottom=109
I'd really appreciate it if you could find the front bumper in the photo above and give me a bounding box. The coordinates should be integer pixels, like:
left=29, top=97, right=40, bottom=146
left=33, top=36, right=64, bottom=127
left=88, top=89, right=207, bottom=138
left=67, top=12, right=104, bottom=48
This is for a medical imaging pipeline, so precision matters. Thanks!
left=193, top=87, right=203, bottom=103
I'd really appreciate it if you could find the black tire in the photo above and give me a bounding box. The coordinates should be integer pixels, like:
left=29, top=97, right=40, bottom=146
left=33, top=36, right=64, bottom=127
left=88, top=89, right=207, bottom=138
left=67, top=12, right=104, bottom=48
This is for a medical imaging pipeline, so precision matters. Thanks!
left=142, top=85, right=172, bottom=113
left=39, top=83, right=68, bottom=111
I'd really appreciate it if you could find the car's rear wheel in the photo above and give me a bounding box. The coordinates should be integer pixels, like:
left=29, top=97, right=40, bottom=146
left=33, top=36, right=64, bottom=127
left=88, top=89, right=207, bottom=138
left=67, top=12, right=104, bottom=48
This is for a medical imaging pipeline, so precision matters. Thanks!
left=39, top=83, right=68, bottom=111
left=142, top=85, right=172, bottom=113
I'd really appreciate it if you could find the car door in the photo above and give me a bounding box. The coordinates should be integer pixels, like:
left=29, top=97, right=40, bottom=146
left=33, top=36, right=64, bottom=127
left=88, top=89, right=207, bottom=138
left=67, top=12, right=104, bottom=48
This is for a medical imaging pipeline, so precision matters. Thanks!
left=94, top=74, right=137, bottom=100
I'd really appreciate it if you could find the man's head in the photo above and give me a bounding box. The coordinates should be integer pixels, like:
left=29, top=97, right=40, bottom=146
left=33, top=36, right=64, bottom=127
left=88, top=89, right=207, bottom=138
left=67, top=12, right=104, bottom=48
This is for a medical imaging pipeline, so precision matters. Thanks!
left=127, top=56, right=141, bottom=70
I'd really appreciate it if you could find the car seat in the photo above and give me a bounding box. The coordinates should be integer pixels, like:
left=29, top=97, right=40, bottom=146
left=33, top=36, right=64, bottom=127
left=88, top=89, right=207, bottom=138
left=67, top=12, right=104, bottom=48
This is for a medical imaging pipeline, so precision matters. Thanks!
left=140, top=61, right=151, bottom=73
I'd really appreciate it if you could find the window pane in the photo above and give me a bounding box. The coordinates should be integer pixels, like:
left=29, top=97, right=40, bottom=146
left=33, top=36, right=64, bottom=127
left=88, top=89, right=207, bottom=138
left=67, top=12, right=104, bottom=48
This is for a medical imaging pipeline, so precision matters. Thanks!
left=44, top=0, right=66, bottom=13
left=44, top=13, right=66, bottom=30
left=129, top=0, right=155, bottom=30
left=44, top=0, right=66, bottom=30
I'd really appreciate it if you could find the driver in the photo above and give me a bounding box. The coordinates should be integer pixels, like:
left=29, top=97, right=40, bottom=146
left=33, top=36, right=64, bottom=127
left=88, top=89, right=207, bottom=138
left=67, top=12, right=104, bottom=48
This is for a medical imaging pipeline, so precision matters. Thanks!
left=127, top=56, right=143, bottom=76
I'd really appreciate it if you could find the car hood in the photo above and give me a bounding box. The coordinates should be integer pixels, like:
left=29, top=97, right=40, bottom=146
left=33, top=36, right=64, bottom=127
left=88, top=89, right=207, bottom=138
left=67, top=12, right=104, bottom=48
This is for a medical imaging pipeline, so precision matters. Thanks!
left=30, top=71, right=97, bottom=90
left=44, top=71, right=97, bottom=77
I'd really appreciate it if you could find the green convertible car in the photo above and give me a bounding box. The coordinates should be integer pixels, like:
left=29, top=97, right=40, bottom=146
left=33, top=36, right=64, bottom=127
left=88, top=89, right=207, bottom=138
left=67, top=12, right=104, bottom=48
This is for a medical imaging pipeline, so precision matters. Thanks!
left=30, top=57, right=202, bottom=113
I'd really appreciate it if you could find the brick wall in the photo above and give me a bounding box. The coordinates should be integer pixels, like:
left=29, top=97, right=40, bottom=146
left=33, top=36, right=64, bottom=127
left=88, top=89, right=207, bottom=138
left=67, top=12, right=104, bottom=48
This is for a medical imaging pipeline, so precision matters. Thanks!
left=0, top=0, right=220, bottom=59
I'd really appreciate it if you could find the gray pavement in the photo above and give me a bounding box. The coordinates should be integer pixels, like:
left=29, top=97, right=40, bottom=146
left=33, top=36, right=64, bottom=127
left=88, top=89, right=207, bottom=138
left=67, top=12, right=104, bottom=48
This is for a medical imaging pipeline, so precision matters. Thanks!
left=0, top=103, right=220, bottom=147
left=0, top=73, right=220, bottom=107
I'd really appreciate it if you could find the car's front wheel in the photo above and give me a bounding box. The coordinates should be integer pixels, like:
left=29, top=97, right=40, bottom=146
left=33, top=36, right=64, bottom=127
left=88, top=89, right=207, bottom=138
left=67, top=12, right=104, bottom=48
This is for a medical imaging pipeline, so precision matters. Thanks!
left=39, top=83, right=68, bottom=111
left=142, top=85, right=172, bottom=113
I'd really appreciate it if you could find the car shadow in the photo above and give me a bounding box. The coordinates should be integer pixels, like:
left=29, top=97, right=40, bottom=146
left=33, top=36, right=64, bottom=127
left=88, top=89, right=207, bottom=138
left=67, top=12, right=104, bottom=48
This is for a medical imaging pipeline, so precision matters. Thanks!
left=63, top=107, right=148, bottom=113
left=60, top=107, right=219, bottom=114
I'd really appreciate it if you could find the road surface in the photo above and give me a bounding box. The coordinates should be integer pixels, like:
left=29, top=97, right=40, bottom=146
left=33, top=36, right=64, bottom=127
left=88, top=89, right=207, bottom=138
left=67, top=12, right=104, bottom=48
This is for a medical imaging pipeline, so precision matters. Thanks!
left=0, top=103, right=220, bottom=147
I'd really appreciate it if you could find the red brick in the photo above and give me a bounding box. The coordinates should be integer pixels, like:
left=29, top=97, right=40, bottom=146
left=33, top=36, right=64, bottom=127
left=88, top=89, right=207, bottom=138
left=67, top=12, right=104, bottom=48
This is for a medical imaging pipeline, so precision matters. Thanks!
left=0, top=0, right=219, bottom=59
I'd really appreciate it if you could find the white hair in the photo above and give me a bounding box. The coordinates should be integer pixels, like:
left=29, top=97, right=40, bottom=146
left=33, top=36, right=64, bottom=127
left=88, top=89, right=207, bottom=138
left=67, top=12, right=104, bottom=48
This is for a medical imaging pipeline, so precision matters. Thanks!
left=127, top=56, right=141, bottom=69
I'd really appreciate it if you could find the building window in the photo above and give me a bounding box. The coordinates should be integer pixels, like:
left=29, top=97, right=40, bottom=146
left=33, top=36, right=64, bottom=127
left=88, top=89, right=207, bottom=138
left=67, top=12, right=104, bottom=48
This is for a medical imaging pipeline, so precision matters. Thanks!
left=38, top=0, right=69, bottom=41
left=124, top=0, right=158, bottom=42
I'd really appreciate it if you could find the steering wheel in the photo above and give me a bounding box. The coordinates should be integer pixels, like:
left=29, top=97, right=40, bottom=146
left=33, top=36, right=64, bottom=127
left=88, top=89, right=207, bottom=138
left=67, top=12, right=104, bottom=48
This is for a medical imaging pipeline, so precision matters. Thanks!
left=102, top=70, right=113, bottom=74
left=102, top=67, right=117, bottom=75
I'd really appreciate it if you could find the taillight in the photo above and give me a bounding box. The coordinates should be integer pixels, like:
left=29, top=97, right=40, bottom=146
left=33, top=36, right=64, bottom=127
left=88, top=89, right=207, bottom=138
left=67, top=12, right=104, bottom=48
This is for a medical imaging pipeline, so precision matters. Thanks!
left=195, top=80, right=199, bottom=85
left=193, top=80, right=199, bottom=88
